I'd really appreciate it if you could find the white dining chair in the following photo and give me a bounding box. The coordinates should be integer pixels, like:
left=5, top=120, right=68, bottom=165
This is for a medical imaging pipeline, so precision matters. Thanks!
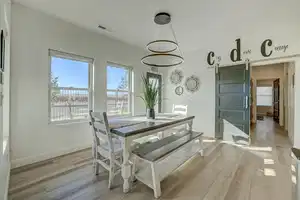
left=172, top=104, right=188, bottom=115
left=171, top=104, right=188, bottom=134
left=89, top=110, right=122, bottom=189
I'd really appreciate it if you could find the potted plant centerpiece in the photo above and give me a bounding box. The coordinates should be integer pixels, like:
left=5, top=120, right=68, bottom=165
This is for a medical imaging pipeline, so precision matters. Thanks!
left=140, top=75, right=159, bottom=119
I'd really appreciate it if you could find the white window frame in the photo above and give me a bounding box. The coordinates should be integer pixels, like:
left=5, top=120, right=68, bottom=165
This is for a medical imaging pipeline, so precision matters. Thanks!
left=106, top=62, right=133, bottom=117
left=48, top=49, right=94, bottom=124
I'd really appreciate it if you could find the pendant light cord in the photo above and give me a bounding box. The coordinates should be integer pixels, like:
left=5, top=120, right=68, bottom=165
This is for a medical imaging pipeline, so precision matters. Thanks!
left=170, top=23, right=184, bottom=57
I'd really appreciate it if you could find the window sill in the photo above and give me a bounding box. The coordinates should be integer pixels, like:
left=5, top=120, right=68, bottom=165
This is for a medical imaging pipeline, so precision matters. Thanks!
left=49, top=119, right=89, bottom=126
left=107, top=113, right=132, bottom=118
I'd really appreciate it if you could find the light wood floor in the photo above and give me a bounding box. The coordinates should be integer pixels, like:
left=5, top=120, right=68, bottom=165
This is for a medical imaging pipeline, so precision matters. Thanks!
left=9, top=148, right=93, bottom=194
left=9, top=118, right=294, bottom=200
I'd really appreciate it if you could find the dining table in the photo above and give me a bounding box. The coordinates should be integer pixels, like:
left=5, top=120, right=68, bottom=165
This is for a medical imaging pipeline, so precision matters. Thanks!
left=108, top=113, right=195, bottom=193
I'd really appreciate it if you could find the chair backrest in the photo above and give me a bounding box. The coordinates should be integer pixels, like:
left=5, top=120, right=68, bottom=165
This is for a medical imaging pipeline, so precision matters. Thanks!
left=172, top=104, right=188, bottom=115
left=109, top=101, right=124, bottom=115
left=89, top=110, right=114, bottom=153
left=116, top=101, right=124, bottom=114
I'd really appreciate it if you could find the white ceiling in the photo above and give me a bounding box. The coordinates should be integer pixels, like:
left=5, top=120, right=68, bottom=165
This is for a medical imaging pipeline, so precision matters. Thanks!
left=12, top=0, right=299, bottom=52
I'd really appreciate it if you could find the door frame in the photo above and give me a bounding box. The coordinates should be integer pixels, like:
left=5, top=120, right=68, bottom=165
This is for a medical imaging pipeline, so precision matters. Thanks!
left=251, top=57, right=298, bottom=128
left=273, top=78, right=280, bottom=123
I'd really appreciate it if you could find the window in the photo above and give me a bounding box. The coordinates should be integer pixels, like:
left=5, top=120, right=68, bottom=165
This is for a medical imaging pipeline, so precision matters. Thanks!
left=106, top=63, right=132, bottom=116
left=49, top=50, right=93, bottom=123
left=256, top=86, right=273, bottom=106
left=146, top=72, right=162, bottom=113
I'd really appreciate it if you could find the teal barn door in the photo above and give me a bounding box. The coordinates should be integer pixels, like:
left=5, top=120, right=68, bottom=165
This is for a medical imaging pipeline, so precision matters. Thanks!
left=215, top=64, right=250, bottom=142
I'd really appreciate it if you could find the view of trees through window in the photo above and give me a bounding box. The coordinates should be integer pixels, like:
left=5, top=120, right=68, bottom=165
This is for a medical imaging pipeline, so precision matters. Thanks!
left=50, top=55, right=90, bottom=122
left=107, top=65, right=131, bottom=116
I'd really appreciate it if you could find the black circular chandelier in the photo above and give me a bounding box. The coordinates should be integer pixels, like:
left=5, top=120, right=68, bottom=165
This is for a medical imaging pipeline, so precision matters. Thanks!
left=141, top=12, right=184, bottom=68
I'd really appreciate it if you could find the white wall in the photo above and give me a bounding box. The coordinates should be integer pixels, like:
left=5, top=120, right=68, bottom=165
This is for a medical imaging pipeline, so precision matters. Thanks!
left=10, top=4, right=152, bottom=168
left=162, top=0, right=300, bottom=139
left=251, top=63, right=285, bottom=126
left=0, top=0, right=11, bottom=199
left=162, top=51, right=216, bottom=137
left=293, top=59, right=300, bottom=148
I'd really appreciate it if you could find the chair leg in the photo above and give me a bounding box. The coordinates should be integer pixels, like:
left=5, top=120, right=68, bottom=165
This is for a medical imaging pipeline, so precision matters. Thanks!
left=108, top=167, right=114, bottom=189
left=158, top=131, right=164, bottom=139
left=151, top=163, right=161, bottom=198
left=94, top=152, right=100, bottom=175
left=94, top=163, right=100, bottom=175
left=108, top=157, right=115, bottom=189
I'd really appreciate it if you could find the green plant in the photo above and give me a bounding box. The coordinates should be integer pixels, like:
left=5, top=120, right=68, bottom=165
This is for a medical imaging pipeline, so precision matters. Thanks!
left=139, top=75, right=159, bottom=109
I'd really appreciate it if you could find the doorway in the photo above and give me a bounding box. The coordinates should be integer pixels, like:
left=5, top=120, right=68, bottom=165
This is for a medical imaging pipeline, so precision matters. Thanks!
left=250, top=61, right=295, bottom=144
left=251, top=63, right=285, bottom=126
left=215, top=59, right=295, bottom=145
left=146, top=72, right=162, bottom=113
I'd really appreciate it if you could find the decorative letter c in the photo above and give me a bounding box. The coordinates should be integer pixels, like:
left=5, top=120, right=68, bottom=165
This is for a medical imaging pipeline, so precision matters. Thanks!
left=207, top=51, right=215, bottom=65
left=261, top=39, right=273, bottom=57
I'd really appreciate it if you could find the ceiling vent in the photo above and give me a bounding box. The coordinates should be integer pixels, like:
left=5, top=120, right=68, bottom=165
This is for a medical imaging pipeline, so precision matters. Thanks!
left=98, top=25, right=107, bottom=30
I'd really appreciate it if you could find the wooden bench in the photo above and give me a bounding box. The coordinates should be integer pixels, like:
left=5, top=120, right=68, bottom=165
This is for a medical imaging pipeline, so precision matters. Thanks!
left=131, top=130, right=204, bottom=198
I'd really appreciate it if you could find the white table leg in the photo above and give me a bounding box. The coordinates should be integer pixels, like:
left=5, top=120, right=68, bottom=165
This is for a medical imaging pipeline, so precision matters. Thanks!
left=188, top=120, right=193, bottom=131
left=151, top=163, right=161, bottom=198
left=199, top=138, right=204, bottom=156
left=121, top=138, right=132, bottom=193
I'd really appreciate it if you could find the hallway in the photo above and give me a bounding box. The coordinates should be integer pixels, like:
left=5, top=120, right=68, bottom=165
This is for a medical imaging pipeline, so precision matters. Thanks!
left=251, top=116, right=291, bottom=148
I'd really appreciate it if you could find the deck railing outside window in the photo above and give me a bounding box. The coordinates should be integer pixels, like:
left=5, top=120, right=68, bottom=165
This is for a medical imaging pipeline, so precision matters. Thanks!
left=51, top=87, right=89, bottom=122
left=106, top=64, right=132, bottom=116
left=107, top=90, right=130, bottom=116
left=50, top=87, right=130, bottom=121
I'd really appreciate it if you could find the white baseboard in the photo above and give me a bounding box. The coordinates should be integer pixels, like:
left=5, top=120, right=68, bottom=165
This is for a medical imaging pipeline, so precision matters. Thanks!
left=11, top=144, right=92, bottom=169
left=0, top=149, right=10, bottom=200
left=3, top=162, right=10, bottom=200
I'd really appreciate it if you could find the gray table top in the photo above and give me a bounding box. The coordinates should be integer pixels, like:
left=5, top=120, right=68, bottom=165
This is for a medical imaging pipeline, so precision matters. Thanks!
left=109, top=114, right=195, bottom=137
